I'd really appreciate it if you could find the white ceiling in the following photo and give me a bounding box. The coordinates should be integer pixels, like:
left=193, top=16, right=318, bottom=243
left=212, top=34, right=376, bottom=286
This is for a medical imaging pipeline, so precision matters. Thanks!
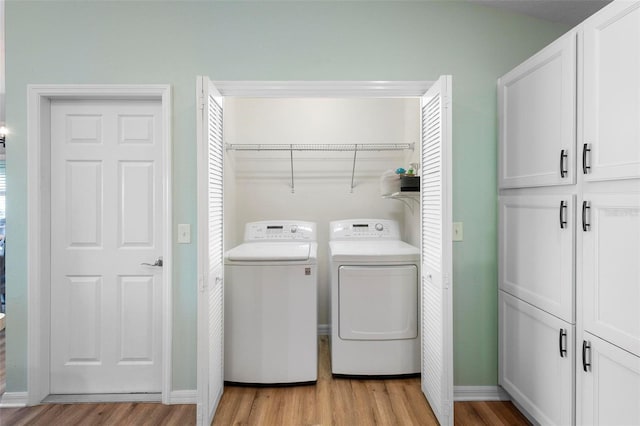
left=470, top=0, right=613, bottom=26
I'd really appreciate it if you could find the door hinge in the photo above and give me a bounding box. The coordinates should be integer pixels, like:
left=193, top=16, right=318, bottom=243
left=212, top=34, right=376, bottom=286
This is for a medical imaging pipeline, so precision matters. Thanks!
left=443, top=273, right=451, bottom=289
left=199, top=276, right=206, bottom=293
left=198, top=94, right=205, bottom=111
left=443, top=95, right=451, bottom=109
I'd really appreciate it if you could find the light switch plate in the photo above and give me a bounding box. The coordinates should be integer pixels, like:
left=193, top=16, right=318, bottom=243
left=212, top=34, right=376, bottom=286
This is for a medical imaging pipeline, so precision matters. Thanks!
left=178, top=224, right=191, bottom=244
left=453, top=222, right=463, bottom=241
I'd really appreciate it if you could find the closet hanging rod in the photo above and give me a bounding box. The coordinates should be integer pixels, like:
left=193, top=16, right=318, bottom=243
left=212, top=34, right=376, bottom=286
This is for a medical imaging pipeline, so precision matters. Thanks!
left=225, top=143, right=414, bottom=152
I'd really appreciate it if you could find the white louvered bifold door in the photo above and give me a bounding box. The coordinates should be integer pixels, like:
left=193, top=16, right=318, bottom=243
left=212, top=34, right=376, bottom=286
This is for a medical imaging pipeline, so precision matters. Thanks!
left=196, top=76, right=224, bottom=426
left=420, top=75, right=454, bottom=426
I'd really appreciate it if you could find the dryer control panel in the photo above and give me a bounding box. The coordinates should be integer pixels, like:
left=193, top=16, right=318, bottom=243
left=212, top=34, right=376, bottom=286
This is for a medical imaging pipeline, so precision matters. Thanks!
left=329, top=219, right=400, bottom=240
left=244, top=220, right=317, bottom=242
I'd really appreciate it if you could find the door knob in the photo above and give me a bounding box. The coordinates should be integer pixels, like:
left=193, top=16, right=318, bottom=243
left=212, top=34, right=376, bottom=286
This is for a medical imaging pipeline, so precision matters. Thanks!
left=141, top=257, right=163, bottom=267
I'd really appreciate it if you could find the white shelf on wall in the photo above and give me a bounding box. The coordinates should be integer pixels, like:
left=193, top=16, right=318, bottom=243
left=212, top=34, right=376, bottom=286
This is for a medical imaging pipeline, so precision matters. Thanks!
left=383, top=191, right=419, bottom=213
left=225, top=143, right=414, bottom=193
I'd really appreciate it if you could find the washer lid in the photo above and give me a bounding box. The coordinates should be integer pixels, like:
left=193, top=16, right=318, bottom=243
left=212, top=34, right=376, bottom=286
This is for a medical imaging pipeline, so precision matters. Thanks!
left=226, top=242, right=311, bottom=261
left=329, top=240, right=419, bottom=262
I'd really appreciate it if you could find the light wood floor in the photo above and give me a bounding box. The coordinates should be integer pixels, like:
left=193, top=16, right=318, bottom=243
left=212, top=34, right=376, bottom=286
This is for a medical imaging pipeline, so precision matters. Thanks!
left=213, top=336, right=529, bottom=425
left=0, top=334, right=528, bottom=425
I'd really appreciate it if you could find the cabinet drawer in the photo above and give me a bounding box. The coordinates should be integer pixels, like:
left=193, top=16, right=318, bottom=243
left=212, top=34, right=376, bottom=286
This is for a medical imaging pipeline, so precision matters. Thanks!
left=499, top=195, right=575, bottom=322
left=577, top=332, right=640, bottom=425
left=499, top=291, right=574, bottom=426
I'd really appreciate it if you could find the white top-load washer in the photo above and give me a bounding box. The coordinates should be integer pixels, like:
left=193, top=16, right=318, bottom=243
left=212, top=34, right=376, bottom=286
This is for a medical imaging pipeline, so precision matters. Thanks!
left=329, top=219, right=420, bottom=376
left=224, top=220, right=318, bottom=384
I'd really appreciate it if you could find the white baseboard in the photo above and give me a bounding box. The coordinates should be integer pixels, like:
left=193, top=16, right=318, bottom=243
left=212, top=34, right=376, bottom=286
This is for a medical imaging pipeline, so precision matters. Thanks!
left=43, top=393, right=162, bottom=404
left=0, top=390, right=196, bottom=406
left=168, top=389, right=197, bottom=404
left=318, top=324, right=330, bottom=336
left=0, top=392, right=29, bottom=407
left=453, top=386, right=510, bottom=401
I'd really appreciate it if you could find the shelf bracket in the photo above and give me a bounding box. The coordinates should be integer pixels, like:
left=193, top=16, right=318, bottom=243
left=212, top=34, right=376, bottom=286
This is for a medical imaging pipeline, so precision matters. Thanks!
left=383, top=192, right=419, bottom=214
left=350, top=144, right=358, bottom=193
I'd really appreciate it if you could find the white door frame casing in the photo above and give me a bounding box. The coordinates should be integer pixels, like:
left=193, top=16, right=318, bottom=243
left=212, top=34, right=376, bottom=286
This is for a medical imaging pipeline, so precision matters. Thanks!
left=26, top=85, right=172, bottom=405
left=196, top=79, right=454, bottom=420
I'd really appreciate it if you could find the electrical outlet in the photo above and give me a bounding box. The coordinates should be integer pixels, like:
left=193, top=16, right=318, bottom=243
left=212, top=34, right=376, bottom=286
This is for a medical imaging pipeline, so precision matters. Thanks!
left=453, top=222, right=463, bottom=242
left=178, top=224, right=191, bottom=244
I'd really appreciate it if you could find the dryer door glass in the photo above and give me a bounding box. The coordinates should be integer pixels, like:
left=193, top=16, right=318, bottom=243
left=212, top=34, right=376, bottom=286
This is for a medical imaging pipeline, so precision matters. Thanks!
left=338, top=265, right=418, bottom=340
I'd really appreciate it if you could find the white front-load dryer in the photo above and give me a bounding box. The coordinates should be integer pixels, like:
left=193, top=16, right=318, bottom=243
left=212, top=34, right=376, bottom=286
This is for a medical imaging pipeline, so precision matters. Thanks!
left=224, top=221, right=318, bottom=384
left=329, top=219, right=420, bottom=375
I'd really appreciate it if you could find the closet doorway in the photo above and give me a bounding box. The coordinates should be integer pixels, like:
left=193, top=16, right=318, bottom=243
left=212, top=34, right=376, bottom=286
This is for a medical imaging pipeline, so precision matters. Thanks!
left=196, top=78, right=454, bottom=426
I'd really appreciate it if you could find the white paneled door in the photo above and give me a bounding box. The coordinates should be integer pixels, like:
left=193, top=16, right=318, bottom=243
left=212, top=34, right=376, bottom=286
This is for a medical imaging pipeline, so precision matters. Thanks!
left=420, top=75, right=454, bottom=426
left=50, top=99, right=163, bottom=393
left=196, top=77, right=225, bottom=426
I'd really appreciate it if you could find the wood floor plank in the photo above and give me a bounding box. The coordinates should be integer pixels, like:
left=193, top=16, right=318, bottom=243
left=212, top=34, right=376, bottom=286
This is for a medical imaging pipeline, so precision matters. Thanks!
left=246, top=387, right=284, bottom=425
left=465, top=401, right=504, bottom=425
left=0, top=405, right=49, bottom=426
left=366, top=379, right=396, bottom=425
left=75, top=403, right=122, bottom=425
left=385, top=379, right=429, bottom=426
left=314, top=376, right=333, bottom=426
left=349, top=379, right=377, bottom=425
left=455, top=401, right=489, bottom=426
left=57, top=403, right=100, bottom=426
left=157, top=403, right=198, bottom=426
left=330, top=377, right=355, bottom=425
left=96, top=402, right=138, bottom=425
left=401, top=379, right=439, bottom=425
left=474, top=401, right=530, bottom=425
left=317, top=336, right=332, bottom=381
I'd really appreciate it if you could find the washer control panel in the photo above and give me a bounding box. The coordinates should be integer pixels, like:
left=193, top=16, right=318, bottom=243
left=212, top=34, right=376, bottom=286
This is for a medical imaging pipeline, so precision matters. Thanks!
left=329, top=219, right=400, bottom=240
left=244, top=221, right=317, bottom=242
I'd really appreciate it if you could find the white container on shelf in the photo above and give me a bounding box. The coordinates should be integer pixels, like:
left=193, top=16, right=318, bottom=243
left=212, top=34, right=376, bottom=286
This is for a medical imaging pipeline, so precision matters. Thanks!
left=380, top=170, right=401, bottom=196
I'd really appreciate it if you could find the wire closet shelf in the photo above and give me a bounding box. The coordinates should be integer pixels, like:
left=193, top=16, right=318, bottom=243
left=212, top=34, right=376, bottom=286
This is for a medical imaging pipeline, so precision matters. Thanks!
left=225, top=143, right=414, bottom=193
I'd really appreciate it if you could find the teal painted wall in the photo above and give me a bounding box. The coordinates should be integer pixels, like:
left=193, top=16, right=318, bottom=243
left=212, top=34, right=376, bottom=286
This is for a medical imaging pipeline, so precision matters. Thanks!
left=4, top=1, right=569, bottom=392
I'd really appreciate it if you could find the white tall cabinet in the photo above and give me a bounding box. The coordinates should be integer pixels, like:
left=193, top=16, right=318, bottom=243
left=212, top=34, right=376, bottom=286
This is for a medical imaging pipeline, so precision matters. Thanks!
left=498, top=2, right=640, bottom=425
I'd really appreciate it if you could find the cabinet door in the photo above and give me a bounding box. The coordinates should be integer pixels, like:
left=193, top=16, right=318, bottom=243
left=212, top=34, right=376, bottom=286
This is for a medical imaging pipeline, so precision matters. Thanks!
left=498, top=33, right=577, bottom=189
left=578, top=332, right=640, bottom=425
left=499, top=195, right=575, bottom=322
left=583, top=2, right=640, bottom=182
left=581, top=193, right=640, bottom=356
left=499, top=291, right=574, bottom=426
